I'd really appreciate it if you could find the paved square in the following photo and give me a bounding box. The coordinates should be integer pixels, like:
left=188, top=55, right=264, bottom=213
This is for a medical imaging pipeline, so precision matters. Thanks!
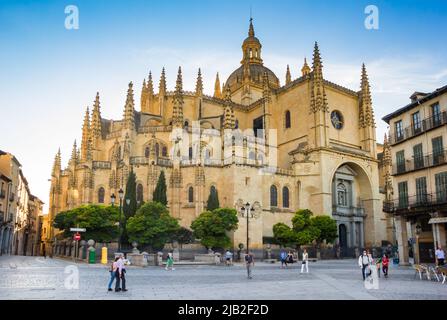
left=0, top=256, right=445, bottom=300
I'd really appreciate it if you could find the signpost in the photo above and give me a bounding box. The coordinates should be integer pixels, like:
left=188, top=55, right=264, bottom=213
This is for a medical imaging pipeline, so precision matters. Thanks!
left=70, top=227, right=86, bottom=261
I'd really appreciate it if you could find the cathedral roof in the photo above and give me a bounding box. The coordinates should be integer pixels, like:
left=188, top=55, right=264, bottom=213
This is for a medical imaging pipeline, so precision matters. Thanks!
left=226, top=64, right=280, bottom=91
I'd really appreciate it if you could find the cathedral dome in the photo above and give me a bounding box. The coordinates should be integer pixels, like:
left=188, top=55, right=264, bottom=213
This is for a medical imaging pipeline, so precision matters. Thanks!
left=226, top=64, right=280, bottom=91
left=225, top=18, right=280, bottom=92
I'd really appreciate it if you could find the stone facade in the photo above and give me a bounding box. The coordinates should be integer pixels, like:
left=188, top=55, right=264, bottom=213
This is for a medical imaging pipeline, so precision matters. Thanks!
left=49, top=19, right=388, bottom=253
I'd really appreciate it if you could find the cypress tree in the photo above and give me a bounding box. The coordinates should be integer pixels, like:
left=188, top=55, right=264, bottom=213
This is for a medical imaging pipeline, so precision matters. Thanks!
left=121, top=169, right=137, bottom=246
left=153, top=171, right=168, bottom=206
left=206, top=187, right=220, bottom=211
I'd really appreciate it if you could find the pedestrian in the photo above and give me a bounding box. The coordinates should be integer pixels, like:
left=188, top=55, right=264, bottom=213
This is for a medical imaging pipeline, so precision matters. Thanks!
left=115, top=254, right=127, bottom=292
left=435, top=245, right=445, bottom=266
left=382, top=254, right=389, bottom=278
left=287, top=251, right=294, bottom=265
left=358, top=249, right=372, bottom=281
left=42, top=246, right=46, bottom=259
left=166, top=252, right=175, bottom=270
left=108, top=257, right=119, bottom=292
left=280, top=250, right=288, bottom=269
left=225, top=249, right=233, bottom=266
left=300, top=249, right=309, bottom=273
left=375, top=255, right=382, bottom=278
left=245, top=251, right=254, bottom=279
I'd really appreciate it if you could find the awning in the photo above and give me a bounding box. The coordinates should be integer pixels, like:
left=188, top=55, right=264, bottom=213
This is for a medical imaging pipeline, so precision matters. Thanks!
left=428, top=217, right=447, bottom=224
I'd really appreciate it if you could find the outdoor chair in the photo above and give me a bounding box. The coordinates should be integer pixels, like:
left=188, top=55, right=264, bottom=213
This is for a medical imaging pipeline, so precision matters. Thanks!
left=438, top=266, right=447, bottom=284
left=413, top=264, right=430, bottom=280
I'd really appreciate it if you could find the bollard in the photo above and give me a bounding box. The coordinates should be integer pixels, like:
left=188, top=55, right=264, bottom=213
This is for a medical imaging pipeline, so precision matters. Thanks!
left=88, top=248, right=96, bottom=263
left=101, top=246, right=108, bottom=264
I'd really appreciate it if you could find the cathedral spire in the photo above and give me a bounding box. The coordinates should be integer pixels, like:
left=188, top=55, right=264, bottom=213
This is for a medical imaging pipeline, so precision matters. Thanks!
left=301, top=57, right=311, bottom=76
left=81, top=106, right=90, bottom=161
left=223, top=84, right=235, bottom=129
left=140, top=78, right=148, bottom=112
left=123, top=82, right=135, bottom=130
left=69, top=140, right=77, bottom=167
left=159, top=67, right=167, bottom=96
left=310, top=42, right=328, bottom=113
left=52, top=148, right=61, bottom=176
left=214, top=72, right=222, bottom=99
left=285, top=65, right=291, bottom=85
left=91, top=92, right=102, bottom=149
left=360, top=63, right=375, bottom=127
left=248, top=17, right=255, bottom=37
left=262, top=72, right=271, bottom=102
left=172, top=66, right=184, bottom=127
left=195, top=68, right=203, bottom=97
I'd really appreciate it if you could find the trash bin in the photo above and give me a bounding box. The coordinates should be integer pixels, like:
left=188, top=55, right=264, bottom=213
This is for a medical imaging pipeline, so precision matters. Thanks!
left=88, top=248, right=96, bottom=264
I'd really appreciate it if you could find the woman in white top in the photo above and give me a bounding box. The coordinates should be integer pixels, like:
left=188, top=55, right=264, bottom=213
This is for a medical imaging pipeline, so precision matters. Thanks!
left=301, top=249, right=309, bottom=273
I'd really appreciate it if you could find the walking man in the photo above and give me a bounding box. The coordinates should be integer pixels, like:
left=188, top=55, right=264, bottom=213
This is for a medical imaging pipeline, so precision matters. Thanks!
left=280, top=250, right=287, bottom=269
left=435, top=245, right=445, bottom=266
left=115, top=254, right=127, bottom=292
left=245, top=252, right=254, bottom=279
left=358, top=249, right=372, bottom=281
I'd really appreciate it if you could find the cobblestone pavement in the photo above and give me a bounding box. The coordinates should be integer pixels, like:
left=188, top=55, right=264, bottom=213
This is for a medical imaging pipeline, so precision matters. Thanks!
left=0, top=255, right=446, bottom=300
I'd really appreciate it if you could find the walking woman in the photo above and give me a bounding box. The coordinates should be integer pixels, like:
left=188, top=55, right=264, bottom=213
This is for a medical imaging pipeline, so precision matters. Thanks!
left=300, top=249, right=309, bottom=273
left=165, top=252, right=175, bottom=271
left=108, top=257, right=119, bottom=292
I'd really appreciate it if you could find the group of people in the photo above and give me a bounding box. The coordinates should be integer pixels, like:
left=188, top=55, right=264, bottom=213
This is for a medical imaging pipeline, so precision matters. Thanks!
left=358, top=249, right=390, bottom=281
left=279, top=249, right=309, bottom=273
left=107, top=254, right=127, bottom=292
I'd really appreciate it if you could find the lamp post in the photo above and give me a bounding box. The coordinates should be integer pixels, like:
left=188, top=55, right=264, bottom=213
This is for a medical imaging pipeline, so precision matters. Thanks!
left=240, top=202, right=255, bottom=254
left=110, top=193, right=116, bottom=207
left=118, top=188, right=124, bottom=252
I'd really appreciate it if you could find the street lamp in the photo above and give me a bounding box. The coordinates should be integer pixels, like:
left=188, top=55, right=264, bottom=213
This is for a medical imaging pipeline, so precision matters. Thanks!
left=118, top=188, right=124, bottom=252
left=110, top=193, right=116, bottom=207
left=240, top=202, right=255, bottom=254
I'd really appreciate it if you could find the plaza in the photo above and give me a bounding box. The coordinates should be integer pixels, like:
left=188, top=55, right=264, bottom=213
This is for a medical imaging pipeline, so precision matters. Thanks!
left=0, top=256, right=445, bottom=300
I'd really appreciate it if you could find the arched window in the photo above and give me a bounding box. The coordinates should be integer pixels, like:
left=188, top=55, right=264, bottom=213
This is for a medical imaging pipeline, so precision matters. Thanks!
left=188, top=186, right=194, bottom=203
left=282, top=186, right=290, bottom=208
left=162, top=146, right=167, bottom=157
left=285, top=110, right=291, bottom=129
left=137, top=184, right=144, bottom=203
left=210, top=185, right=217, bottom=194
left=144, top=146, right=150, bottom=158
left=337, top=183, right=348, bottom=206
left=235, top=119, right=239, bottom=129
left=98, top=187, right=105, bottom=204
left=155, top=143, right=159, bottom=158
left=249, top=151, right=256, bottom=160
left=249, top=48, right=253, bottom=58
left=205, top=149, right=211, bottom=160
left=270, top=185, right=278, bottom=207
left=184, top=121, right=189, bottom=127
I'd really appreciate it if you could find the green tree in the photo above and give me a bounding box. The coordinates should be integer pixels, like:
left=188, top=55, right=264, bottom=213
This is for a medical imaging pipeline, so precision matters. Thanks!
left=272, top=223, right=295, bottom=247
left=206, top=187, right=220, bottom=211
left=191, top=208, right=238, bottom=249
left=121, top=170, right=137, bottom=245
left=153, top=171, right=167, bottom=206
left=126, top=202, right=179, bottom=251
left=311, top=215, right=338, bottom=245
left=53, top=205, right=119, bottom=242
left=171, top=227, right=195, bottom=248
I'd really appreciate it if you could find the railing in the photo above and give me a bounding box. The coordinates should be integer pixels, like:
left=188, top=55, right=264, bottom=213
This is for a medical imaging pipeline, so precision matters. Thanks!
left=157, top=157, right=172, bottom=167
left=389, top=111, right=447, bottom=145
left=0, top=189, right=5, bottom=199
left=138, top=125, right=173, bottom=134
left=92, top=161, right=111, bottom=170
left=383, top=192, right=447, bottom=213
left=130, top=156, right=149, bottom=165
left=392, top=149, right=447, bottom=175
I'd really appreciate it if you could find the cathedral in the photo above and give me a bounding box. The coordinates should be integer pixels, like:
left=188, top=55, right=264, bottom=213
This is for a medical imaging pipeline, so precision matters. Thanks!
left=49, top=19, right=388, bottom=253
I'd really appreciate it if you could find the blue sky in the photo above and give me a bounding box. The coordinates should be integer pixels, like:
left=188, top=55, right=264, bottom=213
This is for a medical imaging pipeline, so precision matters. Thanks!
left=1, top=0, right=446, bottom=210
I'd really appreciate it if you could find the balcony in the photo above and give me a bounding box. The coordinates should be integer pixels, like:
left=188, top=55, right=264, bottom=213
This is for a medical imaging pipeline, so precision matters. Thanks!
left=92, top=161, right=111, bottom=170
left=0, top=189, right=5, bottom=199
left=392, top=148, right=447, bottom=175
left=388, top=111, right=447, bottom=145
left=130, top=156, right=149, bottom=165
left=383, top=192, right=447, bottom=214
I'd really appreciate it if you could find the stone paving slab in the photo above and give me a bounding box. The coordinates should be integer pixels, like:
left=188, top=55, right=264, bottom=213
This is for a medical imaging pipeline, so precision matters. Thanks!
left=0, top=256, right=446, bottom=300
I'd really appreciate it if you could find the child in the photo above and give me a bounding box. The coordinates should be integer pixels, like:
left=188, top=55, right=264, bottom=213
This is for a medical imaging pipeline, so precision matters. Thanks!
left=382, top=254, right=389, bottom=278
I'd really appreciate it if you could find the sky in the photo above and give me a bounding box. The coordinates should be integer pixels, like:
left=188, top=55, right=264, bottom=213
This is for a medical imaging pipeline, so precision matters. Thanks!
left=0, top=0, right=446, bottom=212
